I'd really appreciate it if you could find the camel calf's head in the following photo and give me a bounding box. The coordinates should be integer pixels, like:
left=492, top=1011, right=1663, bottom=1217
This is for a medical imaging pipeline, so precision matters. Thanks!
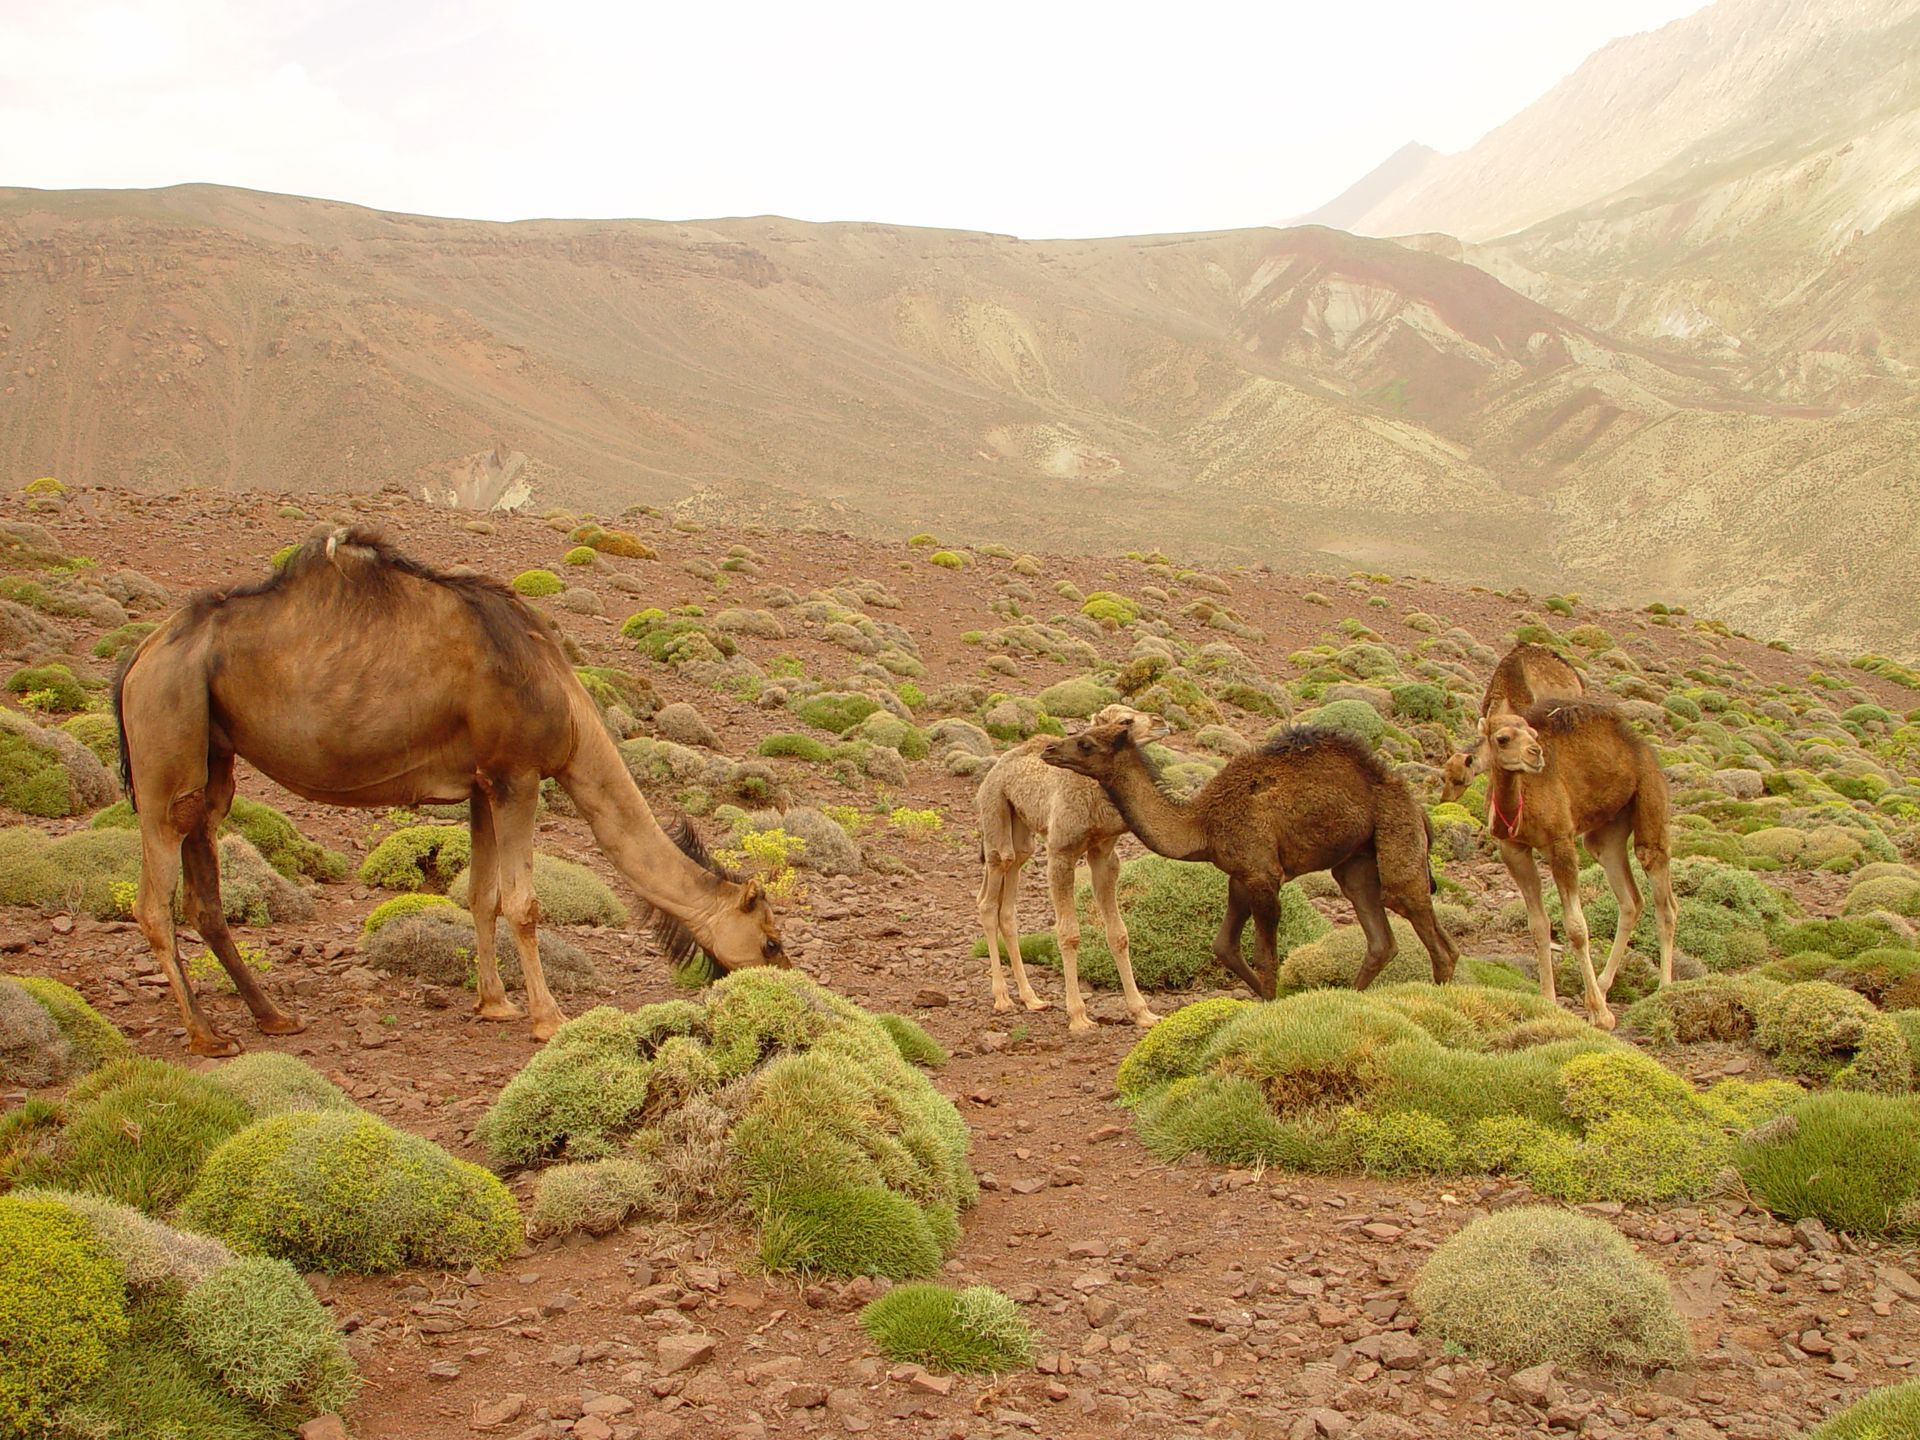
left=1438, top=746, right=1484, bottom=802
left=1480, top=712, right=1546, bottom=775
left=1040, top=711, right=1156, bottom=780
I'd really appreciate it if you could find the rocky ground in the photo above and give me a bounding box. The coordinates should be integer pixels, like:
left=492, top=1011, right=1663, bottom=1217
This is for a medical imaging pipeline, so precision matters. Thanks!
left=4, top=484, right=1920, bottom=1440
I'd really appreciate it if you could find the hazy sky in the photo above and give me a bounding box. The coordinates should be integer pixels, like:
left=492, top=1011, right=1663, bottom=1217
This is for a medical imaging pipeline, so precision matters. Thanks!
left=3, top=0, right=1708, bottom=236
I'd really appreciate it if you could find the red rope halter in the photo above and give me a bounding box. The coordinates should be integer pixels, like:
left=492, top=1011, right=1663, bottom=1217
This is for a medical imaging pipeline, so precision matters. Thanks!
left=1488, top=781, right=1525, bottom=841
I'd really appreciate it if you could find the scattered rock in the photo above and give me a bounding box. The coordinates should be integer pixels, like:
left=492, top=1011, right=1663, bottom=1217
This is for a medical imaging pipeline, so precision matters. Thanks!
left=472, top=1395, right=528, bottom=1430
left=658, top=1334, right=717, bottom=1374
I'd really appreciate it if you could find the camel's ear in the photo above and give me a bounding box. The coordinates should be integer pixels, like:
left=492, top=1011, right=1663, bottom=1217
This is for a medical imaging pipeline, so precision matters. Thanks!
left=1123, top=713, right=1157, bottom=743
left=738, top=876, right=765, bottom=910
left=1477, top=715, right=1496, bottom=740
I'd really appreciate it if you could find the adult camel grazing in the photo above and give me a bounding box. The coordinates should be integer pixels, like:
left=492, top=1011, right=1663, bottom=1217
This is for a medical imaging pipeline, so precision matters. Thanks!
left=1439, top=642, right=1586, bottom=801
left=974, top=705, right=1159, bottom=1033
left=1478, top=700, right=1678, bottom=1029
left=1040, top=722, right=1458, bottom=999
left=115, top=527, right=786, bottom=1056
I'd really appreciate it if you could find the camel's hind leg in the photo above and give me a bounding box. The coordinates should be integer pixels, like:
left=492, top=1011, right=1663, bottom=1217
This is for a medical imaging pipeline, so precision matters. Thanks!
left=978, top=827, right=1044, bottom=1014
left=467, top=788, right=521, bottom=1023
left=178, top=753, right=303, bottom=1037
left=1333, top=853, right=1399, bottom=990
left=135, top=799, right=236, bottom=1056
left=1547, top=835, right=1613, bottom=1030
left=1048, top=848, right=1095, bottom=1032
left=1087, top=837, right=1157, bottom=1027
left=1641, top=843, right=1680, bottom=987
left=486, top=773, right=565, bottom=1041
left=1589, top=812, right=1644, bottom=994
left=1497, top=838, right=1558, bottom=1009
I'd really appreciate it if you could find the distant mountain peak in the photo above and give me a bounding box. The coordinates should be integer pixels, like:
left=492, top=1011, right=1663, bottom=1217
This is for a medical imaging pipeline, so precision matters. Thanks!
left=1293, top=142, right=1441, bottom=232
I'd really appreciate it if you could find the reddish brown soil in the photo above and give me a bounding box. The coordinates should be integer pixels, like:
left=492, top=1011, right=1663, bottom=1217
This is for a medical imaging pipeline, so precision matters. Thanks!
left=4, top=486, right=1919, bottom=1440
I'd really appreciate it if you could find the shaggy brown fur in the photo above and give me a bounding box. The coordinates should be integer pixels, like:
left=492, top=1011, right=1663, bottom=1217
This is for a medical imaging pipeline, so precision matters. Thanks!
left=1440, top=642, right=1588, bottom=800
left=1041, top=723, right=1458, bottom=999
left=1481, top=699, right=1678, bottom=1029
left=115, top=527, right=785, bottom=1055
left=974, top=705, right=1160, bottom=1033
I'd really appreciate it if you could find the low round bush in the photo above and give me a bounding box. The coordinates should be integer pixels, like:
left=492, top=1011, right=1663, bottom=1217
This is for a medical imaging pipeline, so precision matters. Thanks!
left=859, top=1284, right=1035, bottom=1374
left=181, top=1110, right=521, bottom=1273
left=14, top=1185, right=233, bottom=1292
left=1753, top=981, right=1911, bottom=1093
left=358, top=824, right=472, bottom=892
left=1412, top=1206, right=1689, bottom=1372
left=16, top=1058, right=252, bottom=1215
left=0, top=1195, right=131, bottom=1435
left=364, top=911, right=599, bottom=993
left=1804, top=1381, right=1920, bottom=1439
left=448, top=852, right=628, bottom=926
left=8, top=974, right=128, bottom=1073
left=208, top=1052, right=353, bottom=1118
left=876, top=1013, right=947, bottom=1068
left=362, top=890, right=460, bottom=936
left=0, top=975, right=73, bottom=1087
left=1737, top=1091, right=1920, bottom=1236
left=511, top=568, right=564, bottom=597
left=1116, top=997, right=1252, bottom=1104
left=478, top=972, right=974, bottom=1274
left=180, top=1257, right=359, bottom=1413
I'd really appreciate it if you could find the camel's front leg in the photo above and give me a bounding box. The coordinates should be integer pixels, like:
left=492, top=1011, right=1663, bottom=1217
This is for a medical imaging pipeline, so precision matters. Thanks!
left=1497, top=838, right=1559, bottom=1010
left=467, top=789, right=522, bottom=1023
left=1247, top=883, right=1285, bottom=999
left=1211, top=880, right=1267, bottom=998
left=1546, top=837, right=1612, bottom=1030
left=1087, top=839, right=1157, bottom=1027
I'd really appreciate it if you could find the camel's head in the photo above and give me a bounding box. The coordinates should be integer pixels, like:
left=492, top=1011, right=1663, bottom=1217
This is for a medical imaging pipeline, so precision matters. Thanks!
left=1438, top=745, right=1484, bottom=802
left=1040, top=714, right=1154, bottom=779
left=657, top=819, right=789, bottom=975
left=706, top=875, right=789, bottom=972
left=1480, top=712, right=1546, bottom=775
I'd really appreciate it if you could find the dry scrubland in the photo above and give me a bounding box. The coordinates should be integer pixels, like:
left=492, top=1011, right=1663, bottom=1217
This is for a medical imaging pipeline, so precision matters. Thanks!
left=3, top=480, right=1920, bottom=1440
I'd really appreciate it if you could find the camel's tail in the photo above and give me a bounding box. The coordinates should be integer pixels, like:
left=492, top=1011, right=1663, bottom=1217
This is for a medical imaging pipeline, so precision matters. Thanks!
left=111, top=651, right=137, bottom=811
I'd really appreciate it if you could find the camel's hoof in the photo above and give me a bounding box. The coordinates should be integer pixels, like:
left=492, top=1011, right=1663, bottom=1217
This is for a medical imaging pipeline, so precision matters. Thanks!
left=992, top=995, right=1016, bottom=1014
left=255, top=1012, right=307, bottom=1036
left=1068, top=1016, right=1096, bottom=1035
left=1022, top=997, right=1052, bottom=1012
left=1588, top=1005, right=1618, bottom=1032
left=189, top=1032, right=243, bottom=1058
left=476, top=998, right=524, bottom=1023
left=1131, top=1010, right=1162, bottom=1029
left=531, top=1012, right=566, bottom=1043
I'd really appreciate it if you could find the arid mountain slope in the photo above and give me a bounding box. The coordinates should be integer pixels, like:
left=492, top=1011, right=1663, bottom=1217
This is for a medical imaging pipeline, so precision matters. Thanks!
left=0, top=184, right=1914, bottom=650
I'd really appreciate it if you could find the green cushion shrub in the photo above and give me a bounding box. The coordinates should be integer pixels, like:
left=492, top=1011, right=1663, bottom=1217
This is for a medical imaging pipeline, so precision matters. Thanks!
left=511, top=569, right=564, bottom=597
left=1412, top=1206, right=1689, bottom=1373
left=0, top=1195, right=131, bottom=1435
left=16, top=1058, right=252, bottom=1215
left=1737, top=1091, right=1920, bottom=1236
left=358, top=824, right=472, bottom=892
left=1803, top=1381, right=1920, bottom=1439
left=448, top=852, right=628, bottom=926
left=362, top=890, right=460, bottom=936
left=207, top=1053, right=353, bottom=1119
left=477, top=972, right=974, bottom=1276
left=858, top=1284, right=1035, bottom=1374
left=179, top=1257, right=359, bottom=1413
left=9, top=975, right=129, bottom=1072
left=180, top=1110, right=520, bottom=1273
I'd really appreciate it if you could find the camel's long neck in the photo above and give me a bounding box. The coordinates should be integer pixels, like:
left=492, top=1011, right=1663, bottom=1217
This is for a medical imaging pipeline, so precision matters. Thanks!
left=556, top=701, right=733, bottom=929
left=1486, top=766, right=1530, bottom=844
left=1101, top=747, right=1211, bottom=862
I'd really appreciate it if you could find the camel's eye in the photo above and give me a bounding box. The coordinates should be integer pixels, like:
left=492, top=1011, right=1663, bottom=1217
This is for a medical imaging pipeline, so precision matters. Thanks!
left=1077, top=739, right=1092, bottom=752
left=763, top=936, right=781, bottom=957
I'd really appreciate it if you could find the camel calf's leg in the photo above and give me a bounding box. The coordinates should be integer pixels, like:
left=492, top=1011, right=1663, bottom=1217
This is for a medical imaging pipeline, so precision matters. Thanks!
left=976, top=858, right=1017, bottom=1013
left=467, top=790, right=521, bottom=1023
left=1498, top=839, right=1558, bottom=1008
left=1049, top=851, right=1093, bottom=1032
left=137, top=797, right=237, bottom=1056
left=1088, top=839, right=1157, bottom=1027
left=1547, top=837, right=1614, bottom=1030
left=488, top=776, right=566, bottom=1042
